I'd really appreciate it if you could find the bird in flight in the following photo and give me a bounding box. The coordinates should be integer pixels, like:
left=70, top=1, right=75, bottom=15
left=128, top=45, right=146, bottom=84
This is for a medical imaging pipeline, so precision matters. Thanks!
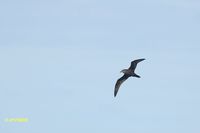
left=114, top=58, right=145, bottom=97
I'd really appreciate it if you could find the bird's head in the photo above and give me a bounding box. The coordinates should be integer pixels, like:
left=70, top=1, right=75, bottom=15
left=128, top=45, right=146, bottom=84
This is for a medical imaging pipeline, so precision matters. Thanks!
left=120, top=69, right=128, bottom=74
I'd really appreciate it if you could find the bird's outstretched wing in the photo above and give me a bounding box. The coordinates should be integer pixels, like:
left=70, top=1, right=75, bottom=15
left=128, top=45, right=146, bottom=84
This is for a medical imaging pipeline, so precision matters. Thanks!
left=129, top=58, right=145, bottom=71
left=114, top=74, right=130, bottom=97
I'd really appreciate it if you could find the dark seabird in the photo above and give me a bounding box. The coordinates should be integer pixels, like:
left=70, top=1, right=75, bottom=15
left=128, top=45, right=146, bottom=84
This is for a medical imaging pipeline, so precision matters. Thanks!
left=114, top=58, right=145, bottom=97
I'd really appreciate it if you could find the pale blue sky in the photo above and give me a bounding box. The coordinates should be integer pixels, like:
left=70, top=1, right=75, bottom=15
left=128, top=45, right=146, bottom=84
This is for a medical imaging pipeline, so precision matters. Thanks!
left=0, top=0, right=200, bottom=133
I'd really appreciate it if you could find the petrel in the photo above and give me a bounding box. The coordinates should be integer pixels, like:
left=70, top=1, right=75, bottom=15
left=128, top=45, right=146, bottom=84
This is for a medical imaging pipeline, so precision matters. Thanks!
left=114, top=58, right=145, bottom=97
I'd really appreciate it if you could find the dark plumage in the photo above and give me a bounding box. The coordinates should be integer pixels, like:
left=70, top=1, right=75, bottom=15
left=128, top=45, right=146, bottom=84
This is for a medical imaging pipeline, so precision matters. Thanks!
left=114, top=58, right=145, bottom=97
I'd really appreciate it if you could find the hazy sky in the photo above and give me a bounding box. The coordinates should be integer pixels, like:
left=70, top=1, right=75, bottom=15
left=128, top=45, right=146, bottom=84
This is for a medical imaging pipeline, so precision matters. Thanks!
left=0, top=0, right=200, bottom=133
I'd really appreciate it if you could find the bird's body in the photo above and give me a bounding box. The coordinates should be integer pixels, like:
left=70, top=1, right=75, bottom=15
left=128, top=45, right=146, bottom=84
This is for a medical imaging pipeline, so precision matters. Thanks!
left=114, top=58, right=145, bottom=97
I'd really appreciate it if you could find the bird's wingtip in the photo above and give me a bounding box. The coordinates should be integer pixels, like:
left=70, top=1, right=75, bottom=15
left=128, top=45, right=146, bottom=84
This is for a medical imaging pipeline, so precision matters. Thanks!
left=114, top=91, right=117, bottom=97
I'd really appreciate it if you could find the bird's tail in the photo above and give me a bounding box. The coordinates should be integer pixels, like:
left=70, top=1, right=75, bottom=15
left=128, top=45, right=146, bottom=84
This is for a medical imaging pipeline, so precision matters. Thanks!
left=133, top=74, right=140, bottom=78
